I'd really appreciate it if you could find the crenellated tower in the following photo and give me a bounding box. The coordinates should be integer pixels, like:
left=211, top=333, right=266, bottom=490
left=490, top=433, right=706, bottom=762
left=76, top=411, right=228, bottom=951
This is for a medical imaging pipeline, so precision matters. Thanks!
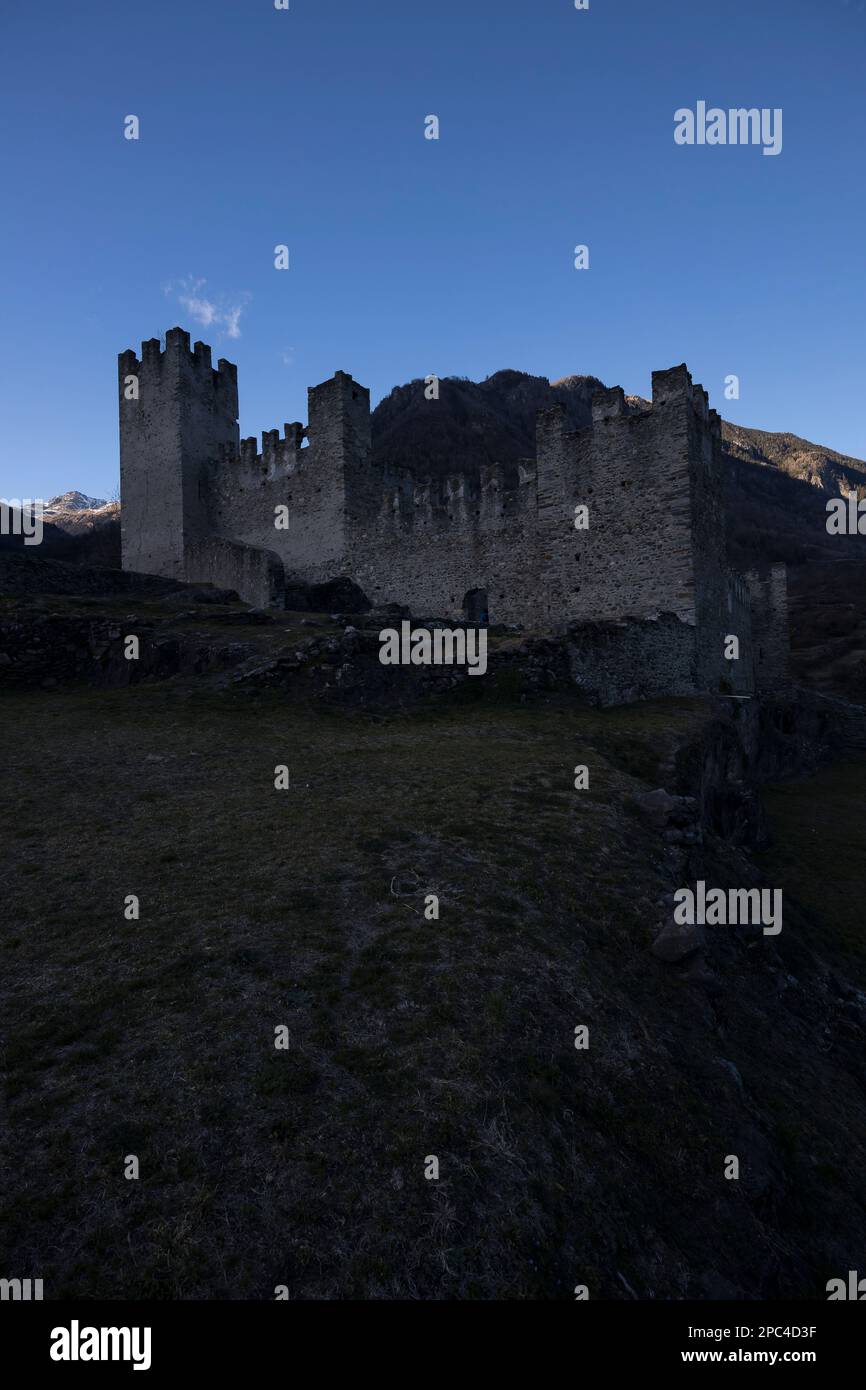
left=118, top=330, right=372, bottom=604
left=117, top=331, right=788, bottom=701
left=118, top=327, right=239, bottom=581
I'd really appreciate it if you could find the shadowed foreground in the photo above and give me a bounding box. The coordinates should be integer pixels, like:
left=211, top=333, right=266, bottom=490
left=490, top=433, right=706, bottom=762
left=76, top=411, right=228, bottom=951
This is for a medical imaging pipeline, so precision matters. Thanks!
left=2, top=679, right=865, bottom=1299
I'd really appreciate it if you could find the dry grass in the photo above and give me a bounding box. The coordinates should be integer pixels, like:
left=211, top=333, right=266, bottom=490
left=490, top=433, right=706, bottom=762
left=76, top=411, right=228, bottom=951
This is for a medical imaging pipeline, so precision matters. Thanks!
left=2, top=679, right=865, bottom=1299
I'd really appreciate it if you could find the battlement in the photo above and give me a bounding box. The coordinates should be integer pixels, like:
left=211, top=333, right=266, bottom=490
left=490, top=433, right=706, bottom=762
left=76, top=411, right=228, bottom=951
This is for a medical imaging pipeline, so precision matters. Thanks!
left=536, top=401, right=573, bottom=441
left=118, top=330, right=786, bottom=707
left=308, top=370, right=371, bottom=429
left=651, top=363, right=693, bottom=407
left=118, top=326, right=238, bottom=395
left=226, top=422, right=308, bottom=480
left=591, top=385, right=628, bottom=424
left=641, top=364, right=721, bottom=438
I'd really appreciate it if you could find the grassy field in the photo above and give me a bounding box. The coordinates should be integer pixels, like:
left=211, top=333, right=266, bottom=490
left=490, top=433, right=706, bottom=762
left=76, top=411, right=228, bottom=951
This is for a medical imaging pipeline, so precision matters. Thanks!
left=2, top=678, right=865, bottom=1299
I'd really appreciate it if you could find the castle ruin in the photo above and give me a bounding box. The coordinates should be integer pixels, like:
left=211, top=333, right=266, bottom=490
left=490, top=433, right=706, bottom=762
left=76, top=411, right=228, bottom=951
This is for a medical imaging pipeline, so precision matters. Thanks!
left=119, top=326, right=788, bottom=702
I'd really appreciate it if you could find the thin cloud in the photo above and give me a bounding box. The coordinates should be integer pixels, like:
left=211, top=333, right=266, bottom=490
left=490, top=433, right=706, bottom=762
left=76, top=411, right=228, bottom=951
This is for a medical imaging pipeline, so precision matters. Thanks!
left=163, top=277, right=251, bottom=340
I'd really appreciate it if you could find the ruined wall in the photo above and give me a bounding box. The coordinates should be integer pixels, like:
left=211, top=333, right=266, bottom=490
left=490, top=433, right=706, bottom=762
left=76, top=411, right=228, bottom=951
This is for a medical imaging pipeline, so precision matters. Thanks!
left=119, top=328, right=239, bottom=581
left=203, top=371, right=370, bottom=589
left=747, top=564, right=790, bottom=692
left=533, top=403, right=580, bottom=628
left=185, top=536, right=285, bottom=609
left=119, top=332, right=373, bottom=600
left=566, top=614, right=698, bottom=706
left=535, top=371, right=698, bottom=631
left=689, top=383, right=734, bottom=692
left=118, top=332, right=785, bottom=706
left=119, top=335, right=720, bottom=632
left=348, top=369, right=704, bottom=630
left=345, top=364, right=721, bottom=634
left=346, top=457, right=543, bottom=625
left=723, top=572, right=755, bottom=695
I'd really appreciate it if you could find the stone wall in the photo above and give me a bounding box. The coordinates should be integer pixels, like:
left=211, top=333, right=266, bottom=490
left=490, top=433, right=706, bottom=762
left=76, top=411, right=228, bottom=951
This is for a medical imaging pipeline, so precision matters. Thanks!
left=722, top=572, right=755, bottom=695
left=566, top=613, right=698, bottom=706
left=688, top=380, right=732, bottom=691
left=117, top=331, right=783, bottom=703
left=119, top=328, right=238, bottom=581
left=185, top=536, right=284, bottom=609
left=203, top=371, right=369, bottom=588
left=346, top=364, right=722, bottom=636
left=747, top=564, right=790, bottom=691
left=346, top=458, right=543, bottom=625
left=548, top=374, right=697, bottom=629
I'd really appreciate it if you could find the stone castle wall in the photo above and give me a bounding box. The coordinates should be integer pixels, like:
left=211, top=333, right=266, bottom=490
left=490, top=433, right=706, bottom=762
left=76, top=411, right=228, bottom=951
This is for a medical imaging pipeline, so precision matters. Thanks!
left=346, top=458, right=544, bottom=626
left=747, top=564, right=790, bottom=692
left=119, top=329, right=239, bottom=581
left=539, top=372, right=697, bottom=630
left=199, top=370, right=371, bottom=590
left=347, top=365, right=723, bottom=639
left=117, top=328, right=785, bottom=700
left=566, top=614, right=698, bottom=706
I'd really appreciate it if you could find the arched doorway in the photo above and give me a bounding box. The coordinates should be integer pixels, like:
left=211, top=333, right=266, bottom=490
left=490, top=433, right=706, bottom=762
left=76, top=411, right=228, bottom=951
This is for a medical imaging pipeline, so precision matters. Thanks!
left=463, top=588, right=488, bottom=624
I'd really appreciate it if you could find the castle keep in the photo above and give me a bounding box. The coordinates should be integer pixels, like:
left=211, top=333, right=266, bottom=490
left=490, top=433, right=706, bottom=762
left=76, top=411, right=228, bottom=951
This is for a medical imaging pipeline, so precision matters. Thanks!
left=119, top=327, right=788, bottom=701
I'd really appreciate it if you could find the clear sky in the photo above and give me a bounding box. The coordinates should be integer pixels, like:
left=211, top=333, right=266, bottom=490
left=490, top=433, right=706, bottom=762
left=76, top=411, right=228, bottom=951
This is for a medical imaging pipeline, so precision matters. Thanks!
left=1, top=0, right=864, bottom=502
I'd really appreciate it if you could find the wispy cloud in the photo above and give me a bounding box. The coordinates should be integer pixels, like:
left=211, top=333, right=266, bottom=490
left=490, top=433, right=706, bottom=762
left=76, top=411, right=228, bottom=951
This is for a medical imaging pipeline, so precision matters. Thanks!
left=163, top=277, right=251, bottom=340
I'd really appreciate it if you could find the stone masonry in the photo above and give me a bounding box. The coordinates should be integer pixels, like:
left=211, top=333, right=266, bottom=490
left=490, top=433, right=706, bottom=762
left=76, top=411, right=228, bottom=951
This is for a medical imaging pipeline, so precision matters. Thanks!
left=118, top=326, right=789, bottom=700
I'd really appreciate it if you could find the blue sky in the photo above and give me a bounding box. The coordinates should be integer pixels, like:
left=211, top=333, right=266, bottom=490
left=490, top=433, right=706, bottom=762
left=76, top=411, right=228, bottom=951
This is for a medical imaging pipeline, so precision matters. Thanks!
left=1, top=0, right=864, bottom=502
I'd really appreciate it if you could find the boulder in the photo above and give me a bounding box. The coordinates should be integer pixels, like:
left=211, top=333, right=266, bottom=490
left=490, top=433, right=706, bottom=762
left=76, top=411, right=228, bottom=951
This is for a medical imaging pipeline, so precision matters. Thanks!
left=633, top=787, right=679, bottom=828
left=651, top=920, right=705, bottom=963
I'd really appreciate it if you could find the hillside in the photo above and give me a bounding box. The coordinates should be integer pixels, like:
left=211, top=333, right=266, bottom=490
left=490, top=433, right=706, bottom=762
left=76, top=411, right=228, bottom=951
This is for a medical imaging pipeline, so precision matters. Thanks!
left=721, top=424, right=866, bottom=496
left=0, top=499, right=120, bottom=568
left=370, top=369, right=603, bottom=481
left=2, top=579, right=866, bottom=1298
left=720, top=424, right=866, bottom=572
